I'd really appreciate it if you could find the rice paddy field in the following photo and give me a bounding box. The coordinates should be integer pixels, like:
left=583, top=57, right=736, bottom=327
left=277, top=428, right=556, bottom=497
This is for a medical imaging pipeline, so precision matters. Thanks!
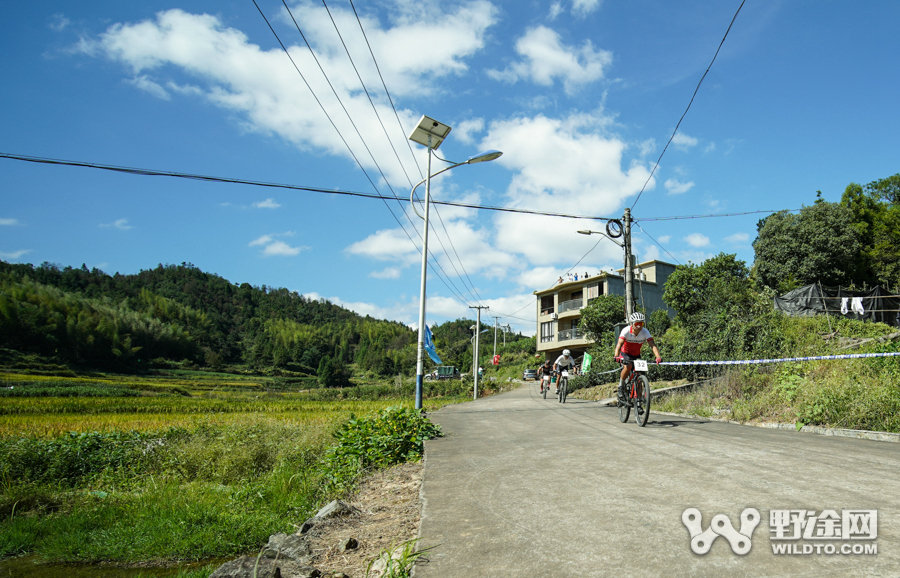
left=0, top=369, right=467, bottom=573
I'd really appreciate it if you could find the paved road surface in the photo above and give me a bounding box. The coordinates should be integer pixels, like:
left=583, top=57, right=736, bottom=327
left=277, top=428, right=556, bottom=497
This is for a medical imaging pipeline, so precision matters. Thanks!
left=414, top=383, right=899, bottom=577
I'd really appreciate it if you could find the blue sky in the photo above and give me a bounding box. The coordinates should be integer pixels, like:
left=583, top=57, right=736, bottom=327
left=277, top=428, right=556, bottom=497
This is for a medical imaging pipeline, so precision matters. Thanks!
left=2, top=0, right=898, bottom=334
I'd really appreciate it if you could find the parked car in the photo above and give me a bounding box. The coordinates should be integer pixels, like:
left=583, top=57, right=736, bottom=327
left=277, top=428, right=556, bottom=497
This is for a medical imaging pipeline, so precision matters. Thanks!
left=522, top=368, right=538, bottom=381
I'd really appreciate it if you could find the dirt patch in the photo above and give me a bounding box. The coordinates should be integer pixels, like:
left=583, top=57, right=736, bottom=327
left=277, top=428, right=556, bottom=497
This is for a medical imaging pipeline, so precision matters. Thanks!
left=304, top=461, right=423, bottom=577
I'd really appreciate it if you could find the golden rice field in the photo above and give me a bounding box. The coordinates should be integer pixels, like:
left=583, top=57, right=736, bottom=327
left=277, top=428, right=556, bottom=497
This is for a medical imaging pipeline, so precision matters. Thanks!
left=0, top=372, right=454, bottom=437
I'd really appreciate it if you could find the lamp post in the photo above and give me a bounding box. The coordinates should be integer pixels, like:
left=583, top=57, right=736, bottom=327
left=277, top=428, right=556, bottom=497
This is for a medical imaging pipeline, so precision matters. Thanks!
left=408, top=115, right=502, bottom=410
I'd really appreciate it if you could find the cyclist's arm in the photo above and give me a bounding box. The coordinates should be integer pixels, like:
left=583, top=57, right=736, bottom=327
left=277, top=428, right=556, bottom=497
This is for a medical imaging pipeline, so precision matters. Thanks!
left=613, top=337, right=624, bottom=358
left=648, top=338, right=661, bottom=361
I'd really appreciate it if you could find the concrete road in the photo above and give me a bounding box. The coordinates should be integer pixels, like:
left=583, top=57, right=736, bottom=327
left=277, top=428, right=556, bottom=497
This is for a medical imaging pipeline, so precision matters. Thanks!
left=414, top=383, right=899, bottom=577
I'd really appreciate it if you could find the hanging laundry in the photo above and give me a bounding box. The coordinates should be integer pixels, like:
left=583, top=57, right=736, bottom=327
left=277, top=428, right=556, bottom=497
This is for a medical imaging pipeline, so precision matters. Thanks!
left=851, top=297, right=865, bottom=315
left=841, top=297, right=849, bottom=315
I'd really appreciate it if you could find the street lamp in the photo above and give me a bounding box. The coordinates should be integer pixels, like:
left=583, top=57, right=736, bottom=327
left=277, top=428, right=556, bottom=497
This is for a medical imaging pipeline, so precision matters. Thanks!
left=408, top=115, right=502, bottom=410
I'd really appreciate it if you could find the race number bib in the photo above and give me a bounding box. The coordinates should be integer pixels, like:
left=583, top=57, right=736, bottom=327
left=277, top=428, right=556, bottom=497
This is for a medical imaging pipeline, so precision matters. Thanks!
left=634, top=360, right=648, bottom=372
left=561, top=370, right=569, bottom=378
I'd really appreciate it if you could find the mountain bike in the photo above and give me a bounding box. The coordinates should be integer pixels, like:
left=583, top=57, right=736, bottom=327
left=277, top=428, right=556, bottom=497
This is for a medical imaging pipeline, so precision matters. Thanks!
left=617, top=359, right=651, bottom=427
left=557, top=369, right=569, bottom=403
left=540, top=373, right=551, bottom=399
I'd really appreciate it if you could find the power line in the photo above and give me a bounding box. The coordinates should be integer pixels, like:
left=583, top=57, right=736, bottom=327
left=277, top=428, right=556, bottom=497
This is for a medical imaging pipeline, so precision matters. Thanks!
left=631, top=0, right=746, bottom=210
left=0, top=152, right=619, bottom=221
left=290, top=1, right=486, bottom=308
left=330, top=2, right=491, bottom=308
left=634, top=222, right=682, bottom=265
left=637, top=208, right=798, bottom=222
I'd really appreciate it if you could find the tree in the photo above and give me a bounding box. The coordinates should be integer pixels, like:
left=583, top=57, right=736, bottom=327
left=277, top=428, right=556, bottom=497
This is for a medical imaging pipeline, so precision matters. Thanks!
left=662, top=253, right=782, bottom=363
left=579, top=294, right=626, bottom=343
left=842, top=174, right=900, bottom=290
left=664, top=253, right=749, bottom=320
left=752, top=202, right=861, bottom=292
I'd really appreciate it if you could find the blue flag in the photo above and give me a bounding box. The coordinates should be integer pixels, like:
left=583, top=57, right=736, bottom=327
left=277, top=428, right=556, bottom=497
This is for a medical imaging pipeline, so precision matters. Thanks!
left=424, top=325, right=442, bottom=364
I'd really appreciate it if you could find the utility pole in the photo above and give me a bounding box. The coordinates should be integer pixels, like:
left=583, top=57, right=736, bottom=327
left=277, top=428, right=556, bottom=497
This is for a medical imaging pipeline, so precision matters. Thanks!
left=493, top=316, right=500, bottom=358
left=470, top=305, right=489, bottom=400
left=623, top=207, right=635, bottom=320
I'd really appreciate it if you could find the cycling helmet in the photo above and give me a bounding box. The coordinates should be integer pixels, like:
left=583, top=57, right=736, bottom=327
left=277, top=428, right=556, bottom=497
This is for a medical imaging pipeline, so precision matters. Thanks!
left=628, top=312, right=645, bottom=324
left=562, top=349, right=571, bottom=357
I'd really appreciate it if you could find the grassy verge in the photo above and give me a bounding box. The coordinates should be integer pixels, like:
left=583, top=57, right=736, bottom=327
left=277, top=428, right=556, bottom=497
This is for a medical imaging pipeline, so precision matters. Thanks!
left=0, top=369, right=461, bottom=568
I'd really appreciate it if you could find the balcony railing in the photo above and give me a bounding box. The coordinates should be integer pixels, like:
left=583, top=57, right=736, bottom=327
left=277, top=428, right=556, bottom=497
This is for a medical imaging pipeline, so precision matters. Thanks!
left=558, top=328, right=584, bottom=341
left=558, top=298, right=584, bottom=314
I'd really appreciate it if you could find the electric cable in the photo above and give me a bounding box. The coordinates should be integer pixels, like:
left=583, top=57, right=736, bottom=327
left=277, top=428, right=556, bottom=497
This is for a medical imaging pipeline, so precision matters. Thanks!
left=260, top=1, right=479, bottom=307
left=637, top=208, right=799, bottom=222
left=634, top=222, right=682, bottom=265
left=631, top=0, right=746, bottom=210
left=0, top=152, right=619, bottom=221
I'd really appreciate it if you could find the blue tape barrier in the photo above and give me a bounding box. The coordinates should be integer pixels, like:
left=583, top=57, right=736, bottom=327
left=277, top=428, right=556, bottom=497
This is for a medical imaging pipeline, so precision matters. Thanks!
left=657, top=351, right=900, bottom=367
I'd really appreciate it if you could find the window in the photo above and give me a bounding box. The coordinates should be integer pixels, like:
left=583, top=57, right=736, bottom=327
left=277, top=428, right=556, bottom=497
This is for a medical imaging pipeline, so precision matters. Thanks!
left=540, top=321, right=554, bottom=343
left=540, top=295, right=554, bottom=315
left=585, top=282, right=601, bottom=300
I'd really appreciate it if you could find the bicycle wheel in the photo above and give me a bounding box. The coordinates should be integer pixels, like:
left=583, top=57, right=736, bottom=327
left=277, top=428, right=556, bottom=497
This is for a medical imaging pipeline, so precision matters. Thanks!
left=634, top=374, right=651, bottom=427
left=542, top=383, right=547, bottom=399
left=561, top=378, right=568, bottom=403
left=618, top=379, right=630, bottom=423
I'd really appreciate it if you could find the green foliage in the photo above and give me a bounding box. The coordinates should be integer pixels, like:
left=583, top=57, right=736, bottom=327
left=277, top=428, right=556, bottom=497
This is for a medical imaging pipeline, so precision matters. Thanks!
left=579, top=294, right=626, bottom=342
left=841, top=174, right=900, bottom=289
left=0, top=261, right=416, bottom=376
left=753, top=202, right=862, bottom=292
left=324, top=407, right=442, bottom=476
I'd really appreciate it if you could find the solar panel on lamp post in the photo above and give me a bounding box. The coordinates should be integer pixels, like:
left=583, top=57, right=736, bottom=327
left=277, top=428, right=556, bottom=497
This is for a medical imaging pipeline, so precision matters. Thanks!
left=408, top=115, right=502, bottom=409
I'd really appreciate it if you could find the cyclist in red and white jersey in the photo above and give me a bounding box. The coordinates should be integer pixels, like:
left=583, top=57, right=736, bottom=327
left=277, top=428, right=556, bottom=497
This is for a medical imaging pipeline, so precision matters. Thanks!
left=613, top=312, right=661, bottom=404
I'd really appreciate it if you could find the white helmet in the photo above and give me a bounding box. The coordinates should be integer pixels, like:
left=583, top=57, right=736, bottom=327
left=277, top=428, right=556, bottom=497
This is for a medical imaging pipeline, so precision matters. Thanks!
left=562, top=349, right=571, bottom=357
left=628, top=312, right=645, bottom=324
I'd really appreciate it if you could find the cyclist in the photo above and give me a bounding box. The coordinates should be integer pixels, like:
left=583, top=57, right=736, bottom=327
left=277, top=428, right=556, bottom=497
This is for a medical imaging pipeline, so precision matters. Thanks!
left=537, top=359, right=553, bottom=394
left=553, top=349, right=576, bottom=394
left=613, top=312, right=662, bottom=403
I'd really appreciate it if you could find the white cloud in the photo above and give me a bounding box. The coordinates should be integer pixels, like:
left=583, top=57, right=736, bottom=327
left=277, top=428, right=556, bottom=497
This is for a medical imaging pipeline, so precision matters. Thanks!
left=638, top=138, right=656, bottom=158
left=573, top=0, right=603, bottom=17
left=486, top=26, right=612, bottom=95
left=725, top=232, right=750, bottom=244
left=684, top=233, right=710, bottom=247
left=49, top=14, right=70, bottom=31
left=253, top=198, right=281, bottom=209
left=249, top=234, right=273, bottom=247
left=250, top=232, right=306, bottom=256
left=453, top=118, right=484, bottom=145
left=704, top=142, right=716, bottom=153
left=657, top=235, right=671, bottom=244
left=671, top=132, right=698, bottom=149
left=0, top=250, right=30, bottom=260
left=479, top=112, right=652, bottom=265
left=0, top=218, right=20, bottom=226
left=99, top=218, right=134, bottom=230
left=261, top=241, right=307, bottom=256
left=80, top=4, right=497, bottom=187
left=346, top=228, right=420, bottom=266
left=548, top=1, right=564, bottom=20
left=128, top=75, right=170, bottom=100
left=370, top=267, right=401, bottom=279
left=664, top=178, right=695, bottom=195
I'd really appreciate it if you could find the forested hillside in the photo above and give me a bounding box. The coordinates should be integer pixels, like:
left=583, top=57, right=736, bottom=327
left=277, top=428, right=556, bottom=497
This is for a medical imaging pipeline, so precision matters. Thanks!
left=0, top=261, right=418, bottom=376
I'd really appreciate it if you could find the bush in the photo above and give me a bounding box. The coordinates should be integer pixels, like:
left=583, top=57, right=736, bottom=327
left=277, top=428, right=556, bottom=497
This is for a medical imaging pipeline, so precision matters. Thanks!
left=322, top=406, right=441, bottom=491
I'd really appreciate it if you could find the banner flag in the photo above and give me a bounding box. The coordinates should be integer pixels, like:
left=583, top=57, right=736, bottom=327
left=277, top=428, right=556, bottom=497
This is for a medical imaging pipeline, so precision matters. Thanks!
left=423, top=325, right=442, bottom=364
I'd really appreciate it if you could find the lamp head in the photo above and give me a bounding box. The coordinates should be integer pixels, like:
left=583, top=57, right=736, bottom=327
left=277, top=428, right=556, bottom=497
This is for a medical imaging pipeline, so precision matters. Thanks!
left=466, top=150, right=503, bottom=164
